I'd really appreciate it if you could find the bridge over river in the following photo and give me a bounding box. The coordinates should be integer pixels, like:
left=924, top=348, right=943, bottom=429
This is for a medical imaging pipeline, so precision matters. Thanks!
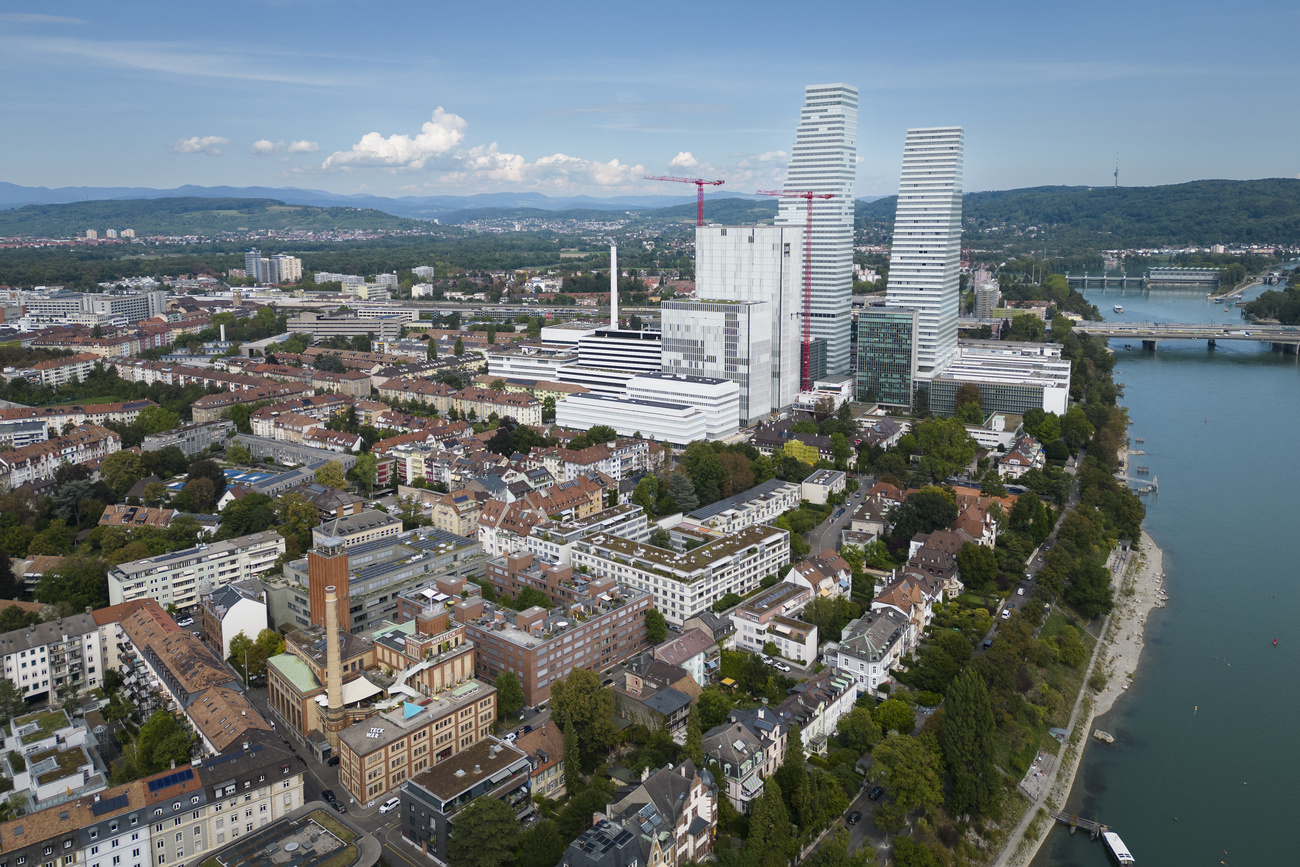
left=1072, top=321, right=1300, bottom=352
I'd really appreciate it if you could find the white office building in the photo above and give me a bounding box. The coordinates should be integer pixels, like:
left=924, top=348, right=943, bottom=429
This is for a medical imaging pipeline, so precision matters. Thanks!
left=660, top=298, right=772, bottom=424
left=555, top=371, right=741, bottom=445
left=885, top=127, right=965, bottom=381
left=625, top=372, right=740, bottom=438
left=575, top=327, right=662, bottom=373
left=775, top=83, right=858, bottom=377
left=694, top=225, right=805, bottom=410
left=107, top=530, right=286, bottom=609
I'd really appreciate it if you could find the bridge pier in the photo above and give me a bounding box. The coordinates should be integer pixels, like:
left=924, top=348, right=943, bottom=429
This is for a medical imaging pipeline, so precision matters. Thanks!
left=1207, top=339, right=1215, bottom=349
left=1142, top=340, right=1158, bottom=351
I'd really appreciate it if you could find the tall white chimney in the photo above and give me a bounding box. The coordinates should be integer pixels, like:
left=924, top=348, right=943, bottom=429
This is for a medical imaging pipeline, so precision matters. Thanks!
left=609, top=244, right=618, bottom=329
left=220, top=323, right=226, bottom=343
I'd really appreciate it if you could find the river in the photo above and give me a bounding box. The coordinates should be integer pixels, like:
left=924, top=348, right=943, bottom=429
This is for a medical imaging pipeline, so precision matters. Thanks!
left=1030, top=282, right=1300, bottom=866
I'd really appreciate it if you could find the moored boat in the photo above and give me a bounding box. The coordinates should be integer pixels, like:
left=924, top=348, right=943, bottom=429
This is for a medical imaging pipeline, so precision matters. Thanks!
left=1103, top=831, right=1135, bottom=865
left=1113, top=305, right=1124, bottom=313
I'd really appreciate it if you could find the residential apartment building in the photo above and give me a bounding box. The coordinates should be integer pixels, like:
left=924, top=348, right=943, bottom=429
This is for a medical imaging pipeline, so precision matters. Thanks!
left=702, top=707, right=787, bottom=811
left=141, top=420, right=235, bottom=456
left=774, top=668, right=858, bottom=756
left=572, top=524, right=789, bottom=626
left=191, top=385, right=315, bottom=423
left=0, top=612, right=102, bottom=700
left=198, top=581, right=269, bottom=660
left=834, top=608, right=910, bottom=696
left=27, top=352, right=100, bottom=386
left=514, top=722, right=565, bottom=800
left=600, top=761, right=717, bottom=867
left=0, top=424, right=121, bottom=489
left=451, top=387, right=542, bottom=426
left=107, top=531, right=286, bottom=609
left=309, top=511, right=402, bottom=549
left=457, top=581, right=653, bottom=707
left=430, top=489, right=487, bottom=537
left=681, top=478, right=801, bottom=536
left=398, top=737, right=531, bottom=862
left=730, top=581, right=818, bottom=664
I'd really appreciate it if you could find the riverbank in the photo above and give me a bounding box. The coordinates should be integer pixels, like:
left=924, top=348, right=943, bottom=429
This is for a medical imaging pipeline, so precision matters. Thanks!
left=994, top=529, right=1166, bottom=867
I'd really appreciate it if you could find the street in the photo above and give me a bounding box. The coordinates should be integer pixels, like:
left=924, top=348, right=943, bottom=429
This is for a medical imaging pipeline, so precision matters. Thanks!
left=805, top=475, right=871, bottom=554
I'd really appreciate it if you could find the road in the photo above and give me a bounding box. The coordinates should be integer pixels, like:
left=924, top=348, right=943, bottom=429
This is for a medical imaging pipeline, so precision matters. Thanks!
left=806, top=475, right=872, bottom=554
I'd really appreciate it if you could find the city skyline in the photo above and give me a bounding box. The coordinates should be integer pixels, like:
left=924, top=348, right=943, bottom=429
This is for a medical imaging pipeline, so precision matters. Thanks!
left=2, top=1, right=1297, bottom=199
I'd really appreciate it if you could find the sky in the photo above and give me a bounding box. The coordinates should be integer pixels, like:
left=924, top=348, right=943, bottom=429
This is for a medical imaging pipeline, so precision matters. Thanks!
left=2, top=0, right=1298, bottom=200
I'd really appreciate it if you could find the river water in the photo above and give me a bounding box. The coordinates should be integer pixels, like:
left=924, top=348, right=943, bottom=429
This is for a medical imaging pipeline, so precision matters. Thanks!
left=1031, top=283, right=1300, bottom=867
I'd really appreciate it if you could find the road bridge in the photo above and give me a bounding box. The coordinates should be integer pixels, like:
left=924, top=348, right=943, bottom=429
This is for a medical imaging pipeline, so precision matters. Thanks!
left=1073, top=321, right=1300, bottom=353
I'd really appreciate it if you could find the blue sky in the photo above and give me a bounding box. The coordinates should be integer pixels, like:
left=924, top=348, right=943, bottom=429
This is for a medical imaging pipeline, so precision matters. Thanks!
left=2, top=0, right=1297, bottom=198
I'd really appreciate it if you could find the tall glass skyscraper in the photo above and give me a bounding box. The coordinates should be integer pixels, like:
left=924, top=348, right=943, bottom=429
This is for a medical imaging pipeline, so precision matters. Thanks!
left=884, top=127, right=964, bottom=381
left=854, top=308, right=917, bottom=407
left=776, top=83, right=858, bottom=378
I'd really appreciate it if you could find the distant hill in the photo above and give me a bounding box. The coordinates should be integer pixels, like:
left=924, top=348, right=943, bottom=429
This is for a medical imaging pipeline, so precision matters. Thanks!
left=0, top=197, right=428, bottom=237
left=855, top=179, right=1300, bottom=247
left=436, top=196, right=780, bottom=227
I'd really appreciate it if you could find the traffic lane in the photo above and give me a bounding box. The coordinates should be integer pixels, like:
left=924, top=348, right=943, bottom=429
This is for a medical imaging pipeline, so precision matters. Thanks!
left=808, top=503, right=856, bottom=552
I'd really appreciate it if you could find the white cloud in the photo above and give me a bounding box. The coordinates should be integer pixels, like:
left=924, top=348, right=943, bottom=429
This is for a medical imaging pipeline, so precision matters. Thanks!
left=172, top=136, right=230, bottom=156
left=251, top=139, right=320, bottom=156
left=669, top=151, right=698, bottom=168
left=322, top=107, right=466, bottom=171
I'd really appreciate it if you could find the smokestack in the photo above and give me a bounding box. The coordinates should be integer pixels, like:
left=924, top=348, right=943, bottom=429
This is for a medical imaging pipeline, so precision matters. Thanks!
left=610, top=244, right=618, bottom=329
left=220, top=323, right=226, bottom=343
left=324, top=585, right=345, bottom=749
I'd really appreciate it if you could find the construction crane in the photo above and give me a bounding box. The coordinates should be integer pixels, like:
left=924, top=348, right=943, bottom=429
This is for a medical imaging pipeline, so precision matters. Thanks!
left=756, top=189, right=834, bottom=391
left=643, top=175, right=724, bottom=226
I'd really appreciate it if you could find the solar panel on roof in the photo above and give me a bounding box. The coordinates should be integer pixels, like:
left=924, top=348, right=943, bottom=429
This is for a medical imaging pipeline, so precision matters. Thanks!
left=92, top=793, right=130, bottom=815
left=147, top=768, right=194, bottom=792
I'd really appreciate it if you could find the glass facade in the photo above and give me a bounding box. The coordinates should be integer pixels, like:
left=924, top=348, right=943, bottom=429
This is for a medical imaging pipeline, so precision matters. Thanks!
left=854, top=309, right=916, bottom=406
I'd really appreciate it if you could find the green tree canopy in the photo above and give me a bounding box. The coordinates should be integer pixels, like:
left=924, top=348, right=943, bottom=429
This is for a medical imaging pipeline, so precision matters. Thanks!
left=550, top=668, right=618, bottom=771
left=136, top=709, right=196, bottom=774
left=745, top=777, right=795, bottom=867
left=314, top=460, right=348, bottom=490
left=644, top=608, right=668, bottom=643
left=913, top=416, right=978, bottom=479
left=940, top=668, right=1000, bottom=816
left=445, top=796, right=520, bottom=867
left=871, top=733, right=944, bottom=816
left=873, top=699, right=916, bottom=736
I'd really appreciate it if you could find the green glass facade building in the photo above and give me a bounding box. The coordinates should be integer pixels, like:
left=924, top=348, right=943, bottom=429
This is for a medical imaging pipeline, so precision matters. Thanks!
left=854, top=308, right=917, bottom=406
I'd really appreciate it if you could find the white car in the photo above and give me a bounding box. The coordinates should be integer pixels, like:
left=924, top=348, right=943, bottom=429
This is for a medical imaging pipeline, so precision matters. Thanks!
left=379, top=797, right=400, bottom=814
left=760, top=655, right=774, bottom=665
left=774, top=662, right=791, bottom=673
left=177, top=618, right=194, bottom=627
left=1001, top=608, right=1012, bottom=620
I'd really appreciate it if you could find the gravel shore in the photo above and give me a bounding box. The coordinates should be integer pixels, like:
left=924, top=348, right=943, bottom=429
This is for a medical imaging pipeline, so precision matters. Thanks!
left=994, top=529, right=1166, bottom=867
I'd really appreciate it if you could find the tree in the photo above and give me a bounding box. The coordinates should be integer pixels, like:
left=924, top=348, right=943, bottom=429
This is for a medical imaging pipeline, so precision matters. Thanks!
left=872, top=733, right=944, bottom=816
left=351, top=453, right=378, bottom=497
left=644, top=608, right=668, bottom=643
left=136, top=709, right=196, bottom=774
left=314, top=460, right=349, bottom=490
left=940, top=668, right=999, bottom=816
left=680, top=442, right=725, bottom=505
left=454, top=336, right=465, bottom=355
left=835, top=706, right=882, bottom=753
left=515, top=819, right=566, bottom=867
left=36, top=556, right=108, bottom=610
left=563, top=719, right=582, bottom=794
left=745, top=777, right=795, bottom=867
left=697, top=687, right=734, bottom=729
left=685, top=703, right=704, bottom=769
left=955, top=542, right=999, bottom=594
left=174, top=477, right=216, bottom=513
left=889, top=490, right=958, bottom=543
left=0, top=679, right=25, bottom=724
left=800, top=596, right=861, bottom=643
left=631, top=477, right=659, bottom=516
left=188, top=459, right=227, bottom=500
left=495, top=671, right=524, bottom=719
left=873, top=699, right=915, bottom=735
left=805, top=829, right=879, bottom=867
left=427, top=340, right=438, bottom=361
left=275, top=493, right=319, bottom=544
left=551, top=668, right=618, bottom=771
left=228, top=628, right=286, bottom=681
left=665, top=471, right=698, bottom=512
left=52, top=479, right=97, bottom=526
left=775, top=724, right=811, bottom=830
left=913, top=417, right=978, bottom=479
left=513, top=587, right=550, bottom=611
left=226, top=442, right=253, bottom=465
left=101, top=450, right=147, bottom=500
left=1064, top=560, right=1114, bottom=619
left=136, top=405, right=181, bottom=435
left=217, top=492, right=277, bottom=538
left=315, top=353, right=345, bottom=373
left=142, top=481, right=169, bottom=508
left=892, top=837, right=941, bottom=867
left=445, top=796, right=520, bottom=867
left=586, top=425, right=618, bottom=445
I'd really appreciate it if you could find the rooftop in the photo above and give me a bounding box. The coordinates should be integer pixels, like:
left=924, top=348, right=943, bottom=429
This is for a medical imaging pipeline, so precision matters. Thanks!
left=577, top=523, right=786, bottom=580
left=337, top=679, right=496, bottom=757
left=406, top=736, right=529, bottom=803
left=687, top=478, right=797, bottom=521
left=737, top=581, right=809, bottom=618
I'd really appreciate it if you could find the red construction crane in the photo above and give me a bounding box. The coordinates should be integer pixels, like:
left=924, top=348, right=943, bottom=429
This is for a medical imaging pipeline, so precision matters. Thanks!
left=756, top=189, right=834, bottom=391
left=644, top=175, right=725, bottom=226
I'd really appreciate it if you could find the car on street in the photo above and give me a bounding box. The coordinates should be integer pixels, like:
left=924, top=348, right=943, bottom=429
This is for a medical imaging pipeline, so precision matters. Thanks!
left=334, top=803, right=347, bottom=814
left=522, top=725, right=533, bottom=734
left=847, top=810, right=863, bottom=825
left=321, top=790, right=336, bottom=803
left=774, top=662, right=791, bottom=673
left=1017, top=587, right=1025, bottom=596
left=379, top=797, right=400, bottom=814
left=177, top=618, right=194, bottom=627
left=760, top=654, right=774, bottom=665
left=327, top=756, right=340, bottom=766
left=868, top=786, right=885, bottom=801
left=1001, top=608, right=1012, bottom=620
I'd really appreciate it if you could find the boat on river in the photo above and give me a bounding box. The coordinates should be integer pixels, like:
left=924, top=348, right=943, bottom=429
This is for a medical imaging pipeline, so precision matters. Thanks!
left=1113, top=305, right=1124, bottom=313
left=1093, top=729, right=1115, bottom=744
left=1103, top=831, right=1135, bottom=865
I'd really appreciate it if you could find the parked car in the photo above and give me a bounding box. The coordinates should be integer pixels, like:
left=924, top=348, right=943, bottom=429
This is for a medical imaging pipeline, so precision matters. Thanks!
left=847, top=810, right=863, bottom=825
left=983, top=638, right=993, bottom=649
left=1017, top=587, right=1025, bottom=596
left=1001, top=608, right=1012, bottom=620
left=321, top=790, right=336, bottom=803
left=522, top=725, right=533, bottom=734
left=379, top=797, right=400, bottom=814
left=334, top=803, right=347, bottom=814
left=868, top=786, right=885, bottom=801
left=177, top=618, right=194, bottom=627
left=774, top=662, right=791, bottom=673
left=327, top=756, right=340, bottom=766
left=505, top=732, right=518, bottom=743
left=760, top=654, right=774, bottom=665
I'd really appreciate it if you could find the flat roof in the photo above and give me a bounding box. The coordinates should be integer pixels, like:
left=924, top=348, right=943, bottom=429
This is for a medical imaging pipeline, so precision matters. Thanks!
left=579, top=524, right=785, bottom=577
left=407, top=737, right=529, bottom=801
left=337, top=679, right=494, bottom=756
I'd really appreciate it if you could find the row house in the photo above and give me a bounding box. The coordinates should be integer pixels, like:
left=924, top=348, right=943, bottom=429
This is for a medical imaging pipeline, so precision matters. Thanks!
left=0, top=424, right=120, bottom=489
left=248, top=394, right=351, bottom=436
left=26, top=352, right=100, bottom=387
left=451, top=387, right=541, bottom=427
left=834, top=608, right=910, bottom=697
left=702, top=708, right=787, bottom=812
left=303, top=428, right=364, bottom=452
left=787, top=549, right=853, bottom=599
left=377, top=378, right=457, bottom=412
left=191, top=384, right=315, bottom=423
left=108, top=358, right=284, bottom=392
left=774, top=668, right=858, bottom=756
